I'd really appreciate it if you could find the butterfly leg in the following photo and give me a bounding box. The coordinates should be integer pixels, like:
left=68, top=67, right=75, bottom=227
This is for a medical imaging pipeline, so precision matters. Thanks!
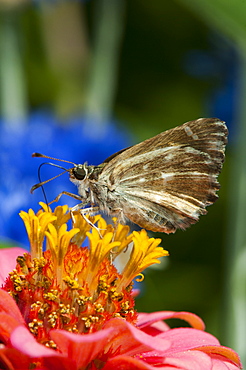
left=48, top=192, right=100, bottom=233
left=48, top=191, right=82, bottom=205
left=71, top=204, right=104, bottom=237
left=111, top=216, right=120, bottom=242
left=81, top=207, right=103, bottom=238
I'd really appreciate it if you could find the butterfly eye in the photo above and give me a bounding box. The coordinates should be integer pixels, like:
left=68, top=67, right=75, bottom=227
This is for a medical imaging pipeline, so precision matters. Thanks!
left=73, top=166, right=86, bottom=180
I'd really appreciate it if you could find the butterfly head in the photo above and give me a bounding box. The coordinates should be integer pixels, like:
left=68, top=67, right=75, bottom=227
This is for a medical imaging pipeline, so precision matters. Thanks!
left=69, top=164, right=96, bottom=198
left=71, top=164, right=88, bottom=181
left=70, top=163, right=96, bottom=180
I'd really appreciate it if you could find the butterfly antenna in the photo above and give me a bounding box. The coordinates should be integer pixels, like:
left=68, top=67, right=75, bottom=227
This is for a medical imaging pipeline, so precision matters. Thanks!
left=32, top=152, right=76, bottom=166
left=30, top=162, right=70, bottom=194
left=38, top=163, right=50, bottom=205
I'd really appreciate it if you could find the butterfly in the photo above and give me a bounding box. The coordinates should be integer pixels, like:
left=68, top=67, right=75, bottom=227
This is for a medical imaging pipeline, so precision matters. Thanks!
left=32, top=117, right=228, bottom=233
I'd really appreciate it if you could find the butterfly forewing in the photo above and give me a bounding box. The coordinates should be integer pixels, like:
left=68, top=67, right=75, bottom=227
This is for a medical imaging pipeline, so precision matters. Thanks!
left=98, top=118, right=227, bottom=233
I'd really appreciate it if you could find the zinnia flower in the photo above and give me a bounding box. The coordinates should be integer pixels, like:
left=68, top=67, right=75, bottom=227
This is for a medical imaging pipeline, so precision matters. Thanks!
left=0, top=204, right=242, bottom=369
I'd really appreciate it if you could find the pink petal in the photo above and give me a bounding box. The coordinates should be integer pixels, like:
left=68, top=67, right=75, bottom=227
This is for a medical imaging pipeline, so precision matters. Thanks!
left=103, top=318, right=171, bottom=356
left=0, top=289, right=25, bottom=324
left=103, top=355, right=154, bottom=369
left=10, top=326, right=61, bottom=358
left=132, top=289, right=140, bottom=297
left=0, top=347, right=33, bottom=370
left=162, top=350, right=213, bottom=370
left=50, top=327, right=114, bottom=368
left=194, top=345, right=242, bottom=368
left=0, top=247, right=26, bottom=285
left=51, top=318, right=171, bottom=368
left=138, top=314, right=170, bottom=335
left=158, top=328, right=220, bottom=354
left=42, top=355, right=75, bottom=370
left=211, top=358, right=242, bottom=370
left=137, top=311, right=205, bottom=331
left=0, top=313, right=24, bottom=342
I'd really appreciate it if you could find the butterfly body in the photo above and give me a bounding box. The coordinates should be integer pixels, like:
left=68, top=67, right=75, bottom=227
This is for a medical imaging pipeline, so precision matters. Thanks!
left=67, top=117, right=227, bottom=233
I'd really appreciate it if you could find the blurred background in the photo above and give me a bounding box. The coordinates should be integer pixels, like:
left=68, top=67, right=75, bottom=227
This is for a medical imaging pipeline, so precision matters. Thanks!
left=0, top=0, right=245, bottom=364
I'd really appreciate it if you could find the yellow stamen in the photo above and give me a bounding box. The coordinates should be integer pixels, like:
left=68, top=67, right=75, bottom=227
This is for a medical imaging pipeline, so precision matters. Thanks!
left=119, top=229, right=168, bottom=289
left=19, top=207, right=57, bottom=259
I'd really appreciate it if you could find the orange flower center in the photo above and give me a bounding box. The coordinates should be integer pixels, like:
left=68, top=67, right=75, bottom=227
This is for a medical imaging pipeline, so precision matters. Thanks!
left=3, top=203, right=168, bottom=349
left=5, top=245, right=136, bottom=348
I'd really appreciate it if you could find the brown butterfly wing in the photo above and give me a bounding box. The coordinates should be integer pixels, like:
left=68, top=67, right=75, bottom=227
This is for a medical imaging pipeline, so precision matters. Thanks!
left=100, top=118, right=228, bottom=233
